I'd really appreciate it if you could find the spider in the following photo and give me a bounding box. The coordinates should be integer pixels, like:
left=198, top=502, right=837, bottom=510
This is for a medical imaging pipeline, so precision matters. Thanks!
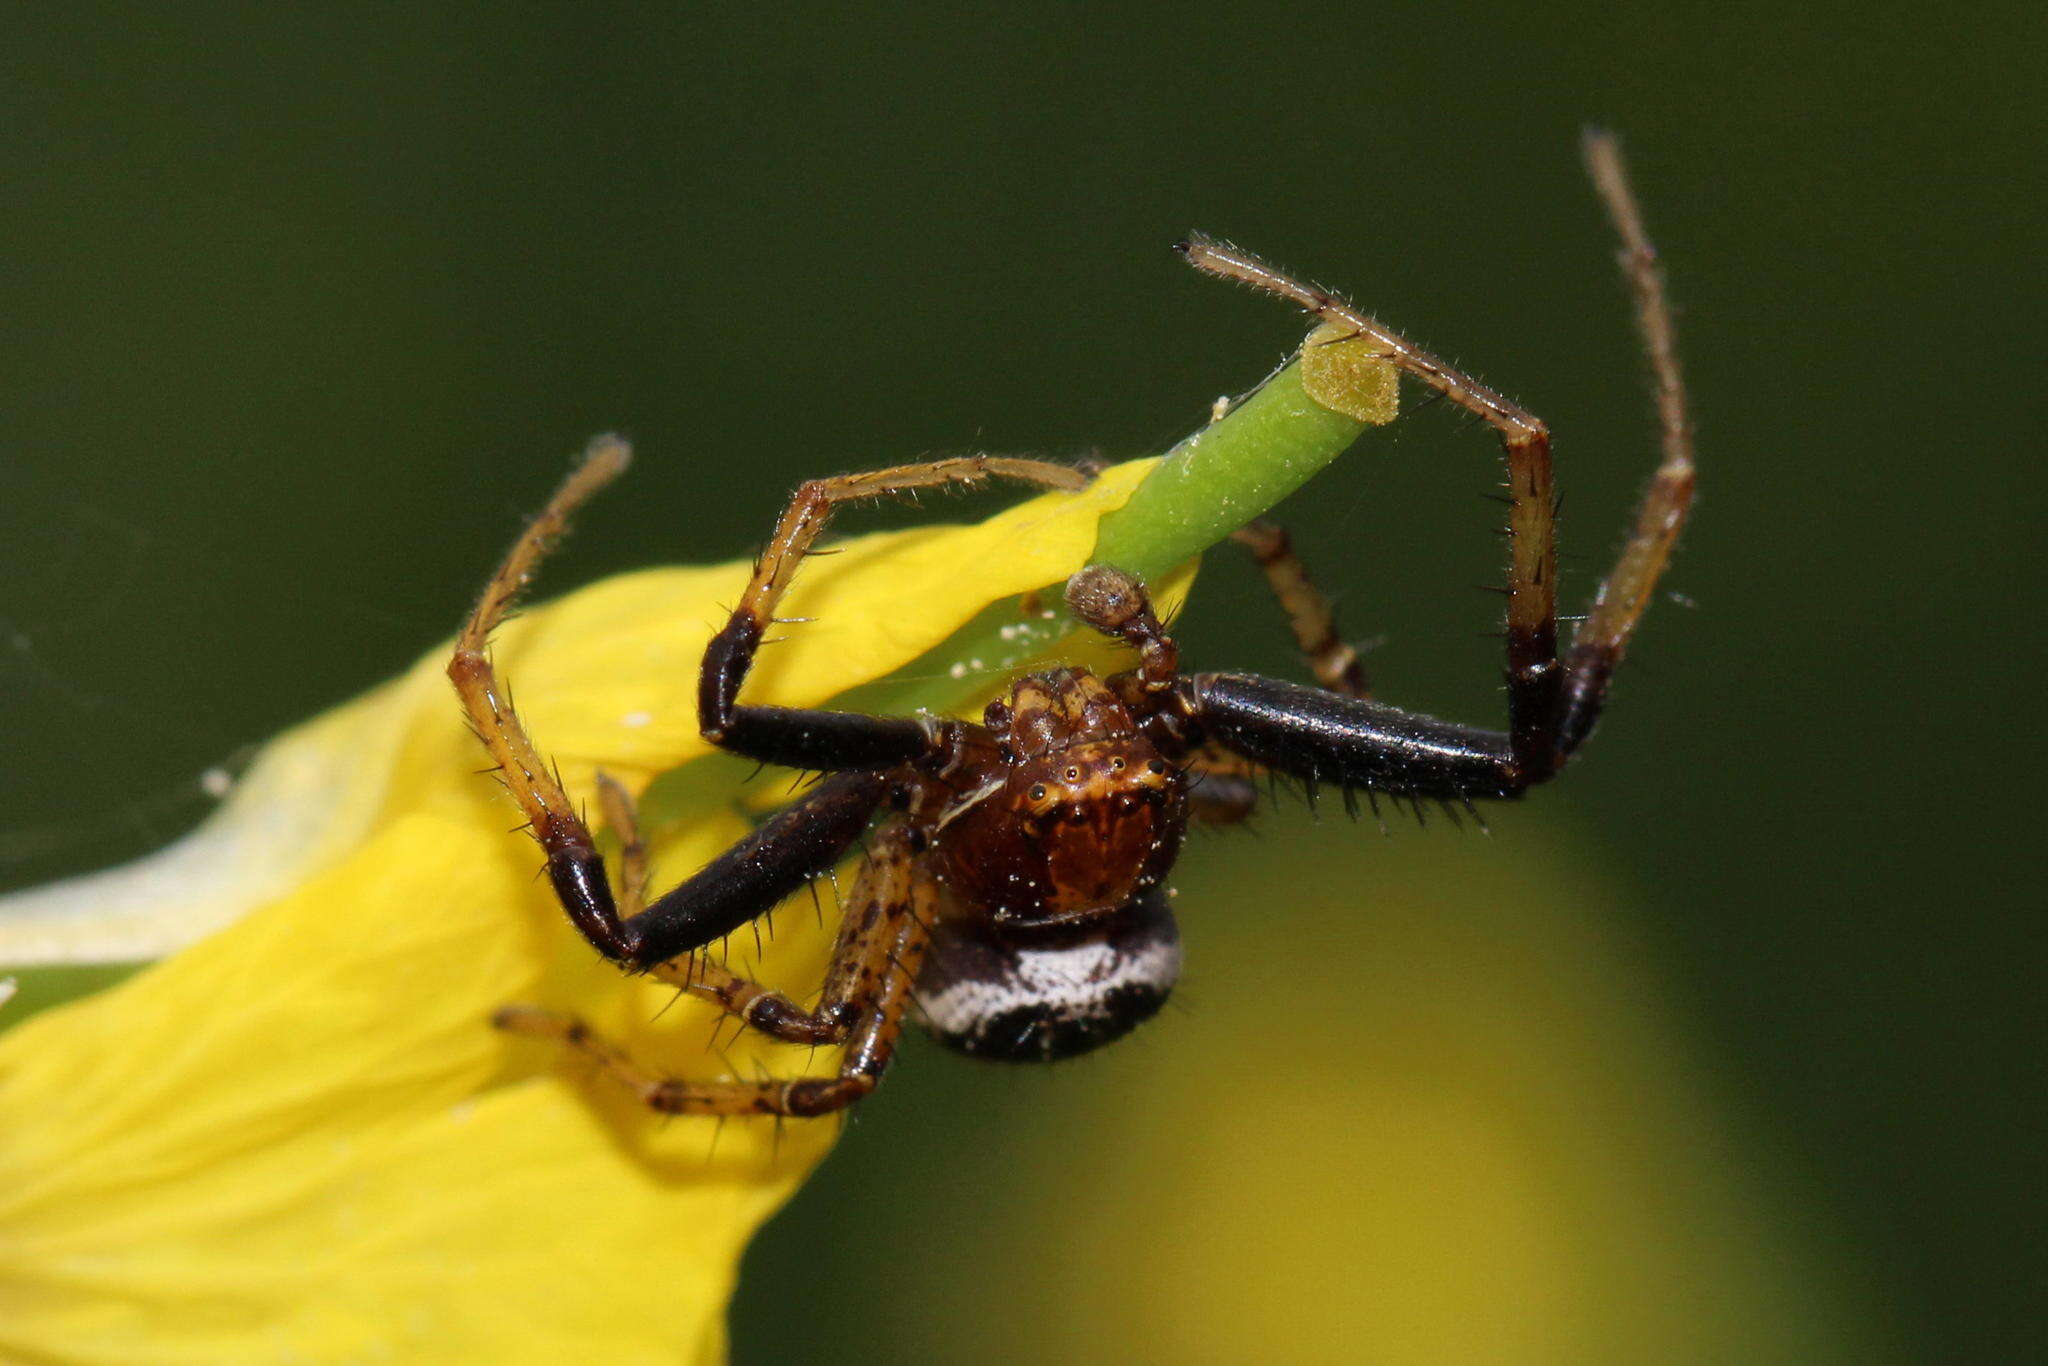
left=450, top=132, right=1694, bottom=1118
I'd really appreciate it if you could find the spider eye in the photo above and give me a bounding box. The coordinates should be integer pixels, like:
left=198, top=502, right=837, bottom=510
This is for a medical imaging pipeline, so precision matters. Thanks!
left=1064, top=766, right=1081, bottom=782
left=1110, top=756, right=1127, bottom=771
left=1147, top=760, right=1168, bottom=776
left=1028, top=784, right=1048, bottom=802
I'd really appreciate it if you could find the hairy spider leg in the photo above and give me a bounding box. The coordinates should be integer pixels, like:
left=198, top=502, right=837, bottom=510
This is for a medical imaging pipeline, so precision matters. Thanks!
left=1154, top=523, right=1376, bottom=825
left=560, top=772, right=871, bottom=1046
left=1560, top=128, right=1697, bottom=751
left=1180, top=750, right=1264, bottom=825
left=495, top=828, right=935, bottom=1116
left=449, top=436, right=891, bottom=968
left=593, top=771, right=649, bottom=914
left=1232, top=519, right=1372, bottom=699
left=449, top=434, right=633, bottom=877
left=697, top=455, right=1092, bottom=772
left=602, top=768, right=875, bottom=1033
left=1175, top=238, right=1560, bottom=779
left=1176, top=129, right=1692, bottom=790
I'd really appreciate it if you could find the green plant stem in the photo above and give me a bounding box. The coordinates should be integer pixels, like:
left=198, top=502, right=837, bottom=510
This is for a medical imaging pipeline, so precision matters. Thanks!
left=1090, top=357, right=1371, bottom=581
left=850, top=353, right=1378, bottom=721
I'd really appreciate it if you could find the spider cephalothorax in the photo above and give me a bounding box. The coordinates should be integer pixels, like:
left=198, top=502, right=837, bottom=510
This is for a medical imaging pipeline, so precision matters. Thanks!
left=452, top=132, right=1696, bottom=1116
left=930, top=667, right=1186, bottom=928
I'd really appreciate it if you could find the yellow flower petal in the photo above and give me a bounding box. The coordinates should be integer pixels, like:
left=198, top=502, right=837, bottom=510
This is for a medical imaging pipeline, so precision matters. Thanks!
left=0, top=679, right=426, bottom=966
left=0, top=458, right=1178, bottom=1362
left=0, top=459, right=1159, bottom=972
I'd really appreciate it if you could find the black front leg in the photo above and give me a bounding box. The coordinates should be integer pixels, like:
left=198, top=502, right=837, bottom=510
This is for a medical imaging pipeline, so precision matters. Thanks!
left=697, top=454, right=1089, bottom=772
left=699, top=614, right=940, bottom=771
left=550, top=767, right=892, bottom=968
left=1184, top=673, right=1526, bottom=801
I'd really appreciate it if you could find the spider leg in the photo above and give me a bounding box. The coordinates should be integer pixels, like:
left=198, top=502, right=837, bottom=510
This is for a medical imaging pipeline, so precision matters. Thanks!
left=1066, top=565, right=1513, bottom=807
left=1176, top=132, right=1693, bottom=788
left=1231, top=519, right=1371, bottom=699
left=449, top=436, right=892, bottom=967
left=593, top=771, right=649, bottom=916
left=496, top=839, right=935, bottom=1117
left=1176, top=236, right=1562, bottom=778
left=700, top=455, right=1092, bottom=771
left=536, top=773, right=861, bottom=1045
left=449, top=435, right=633, bottom=885
left=1180, top=671, right=1521, bottom=799
left=1182, top=747, right=1263, bottom=825
left=1557, top=130, right=1698, bottom=751
left=640, top=823, right=925, bottom=1046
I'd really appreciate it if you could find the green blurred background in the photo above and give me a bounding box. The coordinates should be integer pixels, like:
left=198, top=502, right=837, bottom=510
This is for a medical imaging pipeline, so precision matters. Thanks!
left=2, top=4, right=2035, bottom=1362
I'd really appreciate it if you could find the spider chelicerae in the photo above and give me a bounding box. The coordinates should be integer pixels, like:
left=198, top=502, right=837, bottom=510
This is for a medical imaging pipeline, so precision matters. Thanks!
left=450, top=132, right=1694, bottom=1118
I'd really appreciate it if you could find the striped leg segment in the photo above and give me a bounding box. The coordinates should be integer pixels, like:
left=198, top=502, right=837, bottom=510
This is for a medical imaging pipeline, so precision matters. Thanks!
left=1232, top=519, right=1371, bottom=699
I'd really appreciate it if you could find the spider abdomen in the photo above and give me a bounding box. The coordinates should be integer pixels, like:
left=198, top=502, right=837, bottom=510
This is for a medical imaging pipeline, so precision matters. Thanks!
left=915, top=891, right=1181, bottom=1063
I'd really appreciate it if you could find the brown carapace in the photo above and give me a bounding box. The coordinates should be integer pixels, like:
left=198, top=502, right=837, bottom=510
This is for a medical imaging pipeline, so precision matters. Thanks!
left=451, top=131, right=1696, bottom=1117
